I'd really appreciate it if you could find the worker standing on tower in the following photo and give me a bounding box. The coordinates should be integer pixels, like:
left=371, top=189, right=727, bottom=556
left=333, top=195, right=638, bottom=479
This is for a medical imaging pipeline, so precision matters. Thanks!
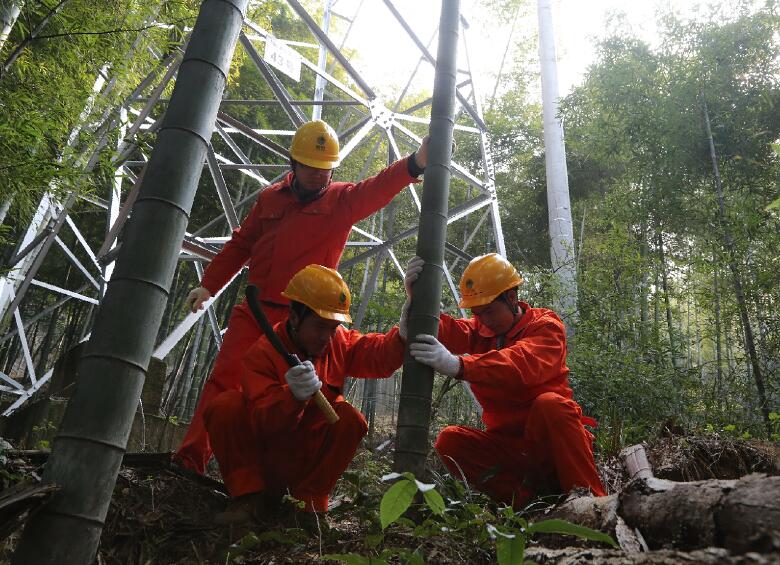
left=174, top=120, right=428, bottom=474
left=401, top=254, right=606, bottom=507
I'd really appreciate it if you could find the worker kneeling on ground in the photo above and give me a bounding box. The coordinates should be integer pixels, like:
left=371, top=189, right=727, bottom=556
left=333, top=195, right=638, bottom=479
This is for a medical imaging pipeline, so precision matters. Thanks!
left=402, top=254, right=606, bottom=508
left=175, top=120, right=428, bottom=475
left=204, top=265, right=405, bottom=524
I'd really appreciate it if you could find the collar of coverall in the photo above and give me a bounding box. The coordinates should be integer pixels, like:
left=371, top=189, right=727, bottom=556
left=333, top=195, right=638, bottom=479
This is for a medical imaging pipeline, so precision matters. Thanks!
left=474, top=301, right=532, bottom=340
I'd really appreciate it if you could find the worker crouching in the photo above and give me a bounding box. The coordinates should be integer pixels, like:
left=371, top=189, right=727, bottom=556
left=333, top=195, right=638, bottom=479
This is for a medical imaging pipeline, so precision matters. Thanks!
left=204, top=265, right=405, bottom=523
left=402, top=254, right=607, bottom=508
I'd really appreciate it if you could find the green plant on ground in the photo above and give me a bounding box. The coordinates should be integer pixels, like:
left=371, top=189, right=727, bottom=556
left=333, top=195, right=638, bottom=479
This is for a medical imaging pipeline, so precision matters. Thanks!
left=323, top=472, right=616, bottom=565
left=224, top=529, right=310, bottom=563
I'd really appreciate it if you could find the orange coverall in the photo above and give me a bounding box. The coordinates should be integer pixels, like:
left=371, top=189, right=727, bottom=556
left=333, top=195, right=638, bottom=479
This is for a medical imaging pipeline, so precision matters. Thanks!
left=176, top=158, right=419, bottom=473
left=203, top=321, right=405, bottom=512
left=434, top=302, right=606, bottom=506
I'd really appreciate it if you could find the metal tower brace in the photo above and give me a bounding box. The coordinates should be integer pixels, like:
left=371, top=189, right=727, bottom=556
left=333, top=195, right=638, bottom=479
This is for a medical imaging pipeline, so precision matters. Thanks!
left=284, top=0, right=503, bottom=306
left=0, top=0, right=505, bottom=416
left=0, top=39, right=188, bottom=414
left=156, top=6, right=498, bottom=356
left=0, top=63, right=154, bottom=415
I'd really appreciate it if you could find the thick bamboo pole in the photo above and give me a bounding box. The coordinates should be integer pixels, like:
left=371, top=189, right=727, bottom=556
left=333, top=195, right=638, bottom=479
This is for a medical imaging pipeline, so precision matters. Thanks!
left=12, top=1, right=248, bottom=563
left=393, top=0, right=459, bottom=478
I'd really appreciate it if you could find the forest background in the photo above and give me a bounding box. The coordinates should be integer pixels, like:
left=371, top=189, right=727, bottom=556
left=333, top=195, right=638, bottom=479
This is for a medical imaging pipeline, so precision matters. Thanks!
left=0, top=0, right=778, bottom=457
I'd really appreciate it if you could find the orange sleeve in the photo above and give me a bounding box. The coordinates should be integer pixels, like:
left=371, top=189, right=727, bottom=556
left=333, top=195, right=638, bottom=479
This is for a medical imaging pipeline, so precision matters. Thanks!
left=343, top=157, right=420, bottom=224
left=241, top=339, right=307, bottom=435
left=436, top=313, right=477, bottom=355
left=200, top=196, right=265, bottom=295
left=460, top=319, right=566, bottom=389
left=342, top=326, right=405, bottom=378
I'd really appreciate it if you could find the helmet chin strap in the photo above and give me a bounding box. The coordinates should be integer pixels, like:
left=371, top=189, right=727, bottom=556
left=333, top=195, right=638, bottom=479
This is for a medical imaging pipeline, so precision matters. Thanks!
left=291, top=177, right=328, bottom=203
left=499, top=290, right=522, bottom=335
left=290, top=161, right=331, bottom=203
left=500, top=290, right=519, bottom=314
left=496, top=297, right=516, bottom=349
left=287, top=304, right=316, bottom=358
left=287, top=318, right=315, bottom=359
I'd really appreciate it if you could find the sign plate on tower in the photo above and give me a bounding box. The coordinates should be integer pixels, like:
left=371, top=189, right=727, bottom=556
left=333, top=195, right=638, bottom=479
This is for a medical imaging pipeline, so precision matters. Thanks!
left=264, top=35, right=301, bottom=82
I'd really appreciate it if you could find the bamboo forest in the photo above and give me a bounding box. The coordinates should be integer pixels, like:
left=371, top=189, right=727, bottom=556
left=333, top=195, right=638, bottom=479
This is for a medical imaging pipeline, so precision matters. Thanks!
left=0, top=0, right=778, bottom=563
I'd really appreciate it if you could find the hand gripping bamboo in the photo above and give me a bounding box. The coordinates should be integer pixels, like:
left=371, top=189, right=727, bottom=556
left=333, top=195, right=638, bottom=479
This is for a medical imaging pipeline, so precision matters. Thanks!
left=245, top=285, right=339, bottom=424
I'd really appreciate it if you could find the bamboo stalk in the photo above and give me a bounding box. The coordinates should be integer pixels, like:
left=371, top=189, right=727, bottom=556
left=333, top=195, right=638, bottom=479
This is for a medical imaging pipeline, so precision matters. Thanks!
left=393, top=0, right=459, bottom=478
left=12, top=2, right=249, bottom=562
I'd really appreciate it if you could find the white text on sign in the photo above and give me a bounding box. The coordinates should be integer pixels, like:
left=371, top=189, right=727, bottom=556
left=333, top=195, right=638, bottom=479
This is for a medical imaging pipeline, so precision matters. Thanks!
left=264, top=36, right=301, bottom=82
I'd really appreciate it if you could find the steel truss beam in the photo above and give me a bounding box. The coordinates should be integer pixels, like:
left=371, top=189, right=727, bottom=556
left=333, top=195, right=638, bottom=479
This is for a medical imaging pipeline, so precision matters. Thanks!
left=0, top=0, right=505, bottom=418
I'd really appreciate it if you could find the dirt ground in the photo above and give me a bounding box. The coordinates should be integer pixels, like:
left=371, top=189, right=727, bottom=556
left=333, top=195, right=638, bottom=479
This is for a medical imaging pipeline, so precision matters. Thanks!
left=0, top=434, right=778, bottom=564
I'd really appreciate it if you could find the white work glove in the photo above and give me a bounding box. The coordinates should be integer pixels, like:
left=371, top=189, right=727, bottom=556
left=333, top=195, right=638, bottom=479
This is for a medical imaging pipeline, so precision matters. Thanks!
left=186, top=286, right=212, bottom=313
left=409, top=334, right=461, bottom=378
left=399, top=256, right=425, bottom=340
left=284, top=361, right=322, bottom=401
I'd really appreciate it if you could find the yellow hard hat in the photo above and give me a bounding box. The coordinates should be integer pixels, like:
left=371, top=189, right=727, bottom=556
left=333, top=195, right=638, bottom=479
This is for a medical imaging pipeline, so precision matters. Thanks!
left=282, top=265, right=352, bottom=323
left=289, top=120, right=340, bottom=169
left=458, top=253, right=523, bottom=309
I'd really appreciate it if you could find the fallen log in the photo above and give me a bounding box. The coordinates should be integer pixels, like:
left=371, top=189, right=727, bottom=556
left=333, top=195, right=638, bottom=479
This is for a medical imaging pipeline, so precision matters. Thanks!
left=545, top=474, right=780, bottom=555
left=524, top=546, right=778, bottom=564
left=540, top=443, right=780, bottom=556
left=717, top=473, right=780, bottom=554
left=619, top=473, right=780, bottom=554
left=3, top=450, right=229, bottom=494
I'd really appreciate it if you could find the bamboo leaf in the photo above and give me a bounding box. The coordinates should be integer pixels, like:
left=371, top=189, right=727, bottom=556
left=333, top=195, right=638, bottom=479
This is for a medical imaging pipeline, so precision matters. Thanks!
left=496, top=535, right=525, bottom=565
left=526, top=519, right=617, bottom=547
left=379, top=479, right=418, bottom=529
left=422, top=487, right=445, bottom=515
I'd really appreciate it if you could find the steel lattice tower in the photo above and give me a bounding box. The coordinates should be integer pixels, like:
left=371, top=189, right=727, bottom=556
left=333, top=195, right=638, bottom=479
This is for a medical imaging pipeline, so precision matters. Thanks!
left=0, top=0, right=505, bottom=418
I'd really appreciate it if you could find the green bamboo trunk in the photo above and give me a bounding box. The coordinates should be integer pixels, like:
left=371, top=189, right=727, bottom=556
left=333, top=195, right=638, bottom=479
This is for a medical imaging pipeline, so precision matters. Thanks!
left=12, top=1, right=248, bottom=563
left=393, top=0, right=460, bottom=478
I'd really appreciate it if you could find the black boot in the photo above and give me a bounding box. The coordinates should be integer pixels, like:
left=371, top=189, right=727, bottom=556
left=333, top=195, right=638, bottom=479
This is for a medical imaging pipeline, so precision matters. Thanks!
left=215, top=491, right=282, bottom=525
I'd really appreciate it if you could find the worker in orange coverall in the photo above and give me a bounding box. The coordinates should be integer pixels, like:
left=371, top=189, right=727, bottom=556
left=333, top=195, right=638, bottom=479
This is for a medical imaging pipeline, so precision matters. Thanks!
left=174, top=120, right=428, bottom=474
left=401, top=254, right=606, bottom=507
left=203, top=265, right=405, bottom=523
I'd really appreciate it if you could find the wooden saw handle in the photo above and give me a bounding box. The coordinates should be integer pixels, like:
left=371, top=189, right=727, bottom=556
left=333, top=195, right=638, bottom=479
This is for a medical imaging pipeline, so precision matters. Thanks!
left=313, top=390, right=339, bottom=424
